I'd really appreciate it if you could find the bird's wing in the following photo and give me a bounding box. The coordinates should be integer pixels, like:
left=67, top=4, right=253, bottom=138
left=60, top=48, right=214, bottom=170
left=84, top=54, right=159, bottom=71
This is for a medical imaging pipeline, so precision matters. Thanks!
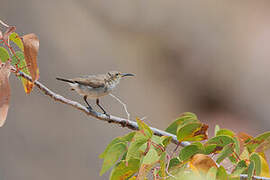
left=72, top=76, right=105, bottom=88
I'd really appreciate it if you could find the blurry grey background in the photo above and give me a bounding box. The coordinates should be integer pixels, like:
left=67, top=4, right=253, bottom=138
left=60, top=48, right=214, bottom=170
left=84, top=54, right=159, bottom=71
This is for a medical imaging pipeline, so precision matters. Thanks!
left=1, top=0, right=270, bottom=179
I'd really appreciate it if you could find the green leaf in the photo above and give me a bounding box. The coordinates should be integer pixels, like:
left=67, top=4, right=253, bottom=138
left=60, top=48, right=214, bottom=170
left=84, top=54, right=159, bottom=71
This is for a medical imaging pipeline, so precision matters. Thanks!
left=206, top=135, right=235, bottom=148
left=216, top=166, right=228, bottom=180
left=228, top=155, right=238, bottom=164
left=151, top=135, right=162, bottom=145
left=247, top=160, right=255, bottom=180
left=9, top=32, right=24, bottom=51
left=161, top=136, right=172, bottom=148
left=206, top=167, right=217, bottom=180
left=126, top=131, right=148, bottom=161
left=11, top=51, right=34, bottom=93
left=204, top=144, right=218, bottom=154
left=231, top=160, right=247, bottom=176
left=136, top=118, right=153, bottom=139
left=233, top=136, right=240, bottom=156
left=0, top=47, right=10, bottom=62
left=177, top=122, right=208, bottom=142
left=168, top=157, right=181, bottom=170
left=100, top=142, right=127, bottom=176
left=142, top=147, right=160, bottom=165
left=214, top=125, right=220, bottom=136
left=179, top=144, right=204, bottom=161
left=191, top=141, right=204, bottom=150
left=122, top=132, right=136, bottom=142
left=216, top=143, right=234, bottom=164
left=216, top=129, right=235, bottom=137
left=137, top=147, right=160, bottom=179
left=246, top=131, right=270, bottom=153
left=250, top=153, right=261, bottom=176
left=109, top=159, right=140, bottom=180
left=99, top=132, right=135, bottom=159
left=165, top=112, right=198, bottom=135
left=159, top=152, right=167, bottom=178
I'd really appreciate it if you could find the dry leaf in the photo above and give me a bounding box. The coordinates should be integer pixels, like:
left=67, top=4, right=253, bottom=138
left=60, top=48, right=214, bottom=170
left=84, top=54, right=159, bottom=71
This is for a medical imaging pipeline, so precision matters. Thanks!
left=237, top=132, right=253, bottom=143
left=22, top=33, right=39, bottom=82
left=0, top=61, right=11, bottom=127
left=189, top=154, right=217, bottom=173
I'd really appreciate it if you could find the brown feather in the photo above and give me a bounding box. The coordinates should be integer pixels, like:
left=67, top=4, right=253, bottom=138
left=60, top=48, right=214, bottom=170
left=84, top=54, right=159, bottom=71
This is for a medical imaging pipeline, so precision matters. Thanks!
left=71, top=75, right=106, bottom=88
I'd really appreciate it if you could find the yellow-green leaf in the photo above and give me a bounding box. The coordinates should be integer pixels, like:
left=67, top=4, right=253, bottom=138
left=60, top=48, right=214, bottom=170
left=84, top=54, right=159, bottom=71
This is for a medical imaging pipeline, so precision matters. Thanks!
left=206, top=135, right=235, bottom=148
left=216, top=143, right=234, bottom=164
left=99, top=132, right=135, bottom=159
left=247, top=160, right=255, bottom=180
left=166, top=112, right=198, bottom=135
left=250, top=153, right=261, bottom=176
left=179, top=144, right=204, bottom=161
left=9, top=32, right=24, bottom=51
left=231, top=160, right=247, bottom=177
left=216, top=166, right=228, bottom=180
left=137, top=147, right=160, bottom=179
left=216, top=129, right=235, bottom=137
left=100, top=142, right=127, bottom=176
left=136, top=118, right=153, bottom=138
left=11, top=51, right=33, bottom=93
left=126, top=131, right=148, bottom=161
left=177, top=122, right=208, bottom=142
left=206, top=167, right=217, bottom=180
left=0, top=47, right=10, bottom=62
left=109, top=159, right=140, bottom=180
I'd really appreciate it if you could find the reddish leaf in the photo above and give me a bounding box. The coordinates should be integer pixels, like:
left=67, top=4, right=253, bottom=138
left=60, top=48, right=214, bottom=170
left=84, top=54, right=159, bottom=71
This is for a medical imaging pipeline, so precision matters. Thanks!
left=237, top=132, right=253, bottom=143
left=3, top=26, right=16, bottom=41
left=22, top=33, right=39, bottom=82
left=0, top=30, right=2, bottom=39
left=0, top=61, right=11, bottom=127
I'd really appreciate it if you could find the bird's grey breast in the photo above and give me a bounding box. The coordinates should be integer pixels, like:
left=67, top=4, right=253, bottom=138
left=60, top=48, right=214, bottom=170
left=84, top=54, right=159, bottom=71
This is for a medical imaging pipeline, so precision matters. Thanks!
left=70, top=83, right=110, bottom=98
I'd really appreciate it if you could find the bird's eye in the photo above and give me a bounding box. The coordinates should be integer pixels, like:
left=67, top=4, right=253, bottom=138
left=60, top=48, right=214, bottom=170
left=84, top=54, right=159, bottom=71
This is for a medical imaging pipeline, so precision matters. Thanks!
left=116, top=73, right=120, bottom=76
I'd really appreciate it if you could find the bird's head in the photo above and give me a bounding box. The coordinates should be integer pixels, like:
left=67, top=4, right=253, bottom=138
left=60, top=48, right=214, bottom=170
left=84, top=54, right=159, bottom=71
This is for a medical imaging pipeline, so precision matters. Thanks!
left=107, top=71, right=134, bottom=82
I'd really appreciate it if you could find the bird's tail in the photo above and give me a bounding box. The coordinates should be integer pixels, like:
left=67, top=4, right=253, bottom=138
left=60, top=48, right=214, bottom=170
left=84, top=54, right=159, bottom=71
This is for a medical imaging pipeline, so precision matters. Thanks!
left=56, top=77, right=75, bottom=84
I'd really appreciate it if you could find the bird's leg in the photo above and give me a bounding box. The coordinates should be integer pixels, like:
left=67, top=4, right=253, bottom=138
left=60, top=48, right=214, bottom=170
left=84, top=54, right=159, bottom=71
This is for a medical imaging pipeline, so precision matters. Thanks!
left=96, top=98, right=108, bottom=116
left=83, top=95, right=92, bottom=111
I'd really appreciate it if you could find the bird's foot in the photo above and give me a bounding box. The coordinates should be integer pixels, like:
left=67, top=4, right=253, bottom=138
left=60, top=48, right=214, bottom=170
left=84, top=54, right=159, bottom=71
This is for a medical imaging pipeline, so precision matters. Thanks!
left=87, top=106, right=93, bottom=112
left=104, top=112, right=110, bottom=118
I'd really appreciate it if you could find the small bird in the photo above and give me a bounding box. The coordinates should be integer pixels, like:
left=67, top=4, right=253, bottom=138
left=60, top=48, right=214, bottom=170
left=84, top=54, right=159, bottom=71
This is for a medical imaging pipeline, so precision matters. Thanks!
left=56, top=71, right=134, bottom=115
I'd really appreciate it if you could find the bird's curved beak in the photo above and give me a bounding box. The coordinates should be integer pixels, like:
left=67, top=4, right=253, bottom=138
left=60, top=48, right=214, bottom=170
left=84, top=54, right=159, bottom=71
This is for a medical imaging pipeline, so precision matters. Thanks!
left=121, top=73, right=135, bottom=77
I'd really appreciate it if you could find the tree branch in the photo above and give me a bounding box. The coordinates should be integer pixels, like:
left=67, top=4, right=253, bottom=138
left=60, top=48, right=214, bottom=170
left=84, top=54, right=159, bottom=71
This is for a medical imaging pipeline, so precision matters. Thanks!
left=13, top=69, right=188, bottom=146
left=12, top=69, right=270, bottom=180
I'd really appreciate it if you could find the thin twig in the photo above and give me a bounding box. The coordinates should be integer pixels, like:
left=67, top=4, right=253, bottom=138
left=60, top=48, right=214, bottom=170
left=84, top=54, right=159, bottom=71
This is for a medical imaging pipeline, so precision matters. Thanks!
left=109, top=93, right=130, bottom=120
left=0, top=19, right=9, bottom=28
left=12, top=69, right=270, bottom=180
left=165, top=153, right=176, bottom=179
left=12, top=68, right=184, bottom=145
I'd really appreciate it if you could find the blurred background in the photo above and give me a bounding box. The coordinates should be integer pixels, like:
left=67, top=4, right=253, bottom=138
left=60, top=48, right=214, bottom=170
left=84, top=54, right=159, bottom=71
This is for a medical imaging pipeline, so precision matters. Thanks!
left=1, top=0, right=270, bottom=179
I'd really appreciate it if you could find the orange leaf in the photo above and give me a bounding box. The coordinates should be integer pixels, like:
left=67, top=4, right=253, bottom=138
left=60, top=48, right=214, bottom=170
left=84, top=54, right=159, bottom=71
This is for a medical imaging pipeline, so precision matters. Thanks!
left=0, top=61, right=11, bottom=127
left=22, top=33, right=39, bottom=82
left=237, top=132, right=253, bottom=143
left=189, top=154, right=217, bottom=174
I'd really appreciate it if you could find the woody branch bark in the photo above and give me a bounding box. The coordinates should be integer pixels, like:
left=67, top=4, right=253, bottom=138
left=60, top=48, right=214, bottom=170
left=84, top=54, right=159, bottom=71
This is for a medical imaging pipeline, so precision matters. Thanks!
left=12, top=68, right=270, bottom=180
left=12, top=67, right=188, bottom=146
